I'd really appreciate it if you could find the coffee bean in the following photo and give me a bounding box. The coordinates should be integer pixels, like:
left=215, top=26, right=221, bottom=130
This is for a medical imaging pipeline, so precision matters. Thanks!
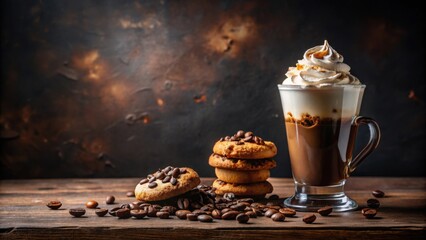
left=362, top=208, right=377, bottom=219
left=198, top=214, right=213, bottom=222
left=192, top=209, right=207, bottom=216
left=116, top=208, right=131, bottom=219
left=46, top=201, right=62, bottom=210
left=236, top=213, right=250, bottom=223
left=164, top=166, right=173, bottom=173
left=230, top=203, right=246, bottom=211
left=302, top=214, right=316, bottom=224
left=162, top=175, right=171, bottom=183
left=148, top=182, right=158, bottom=188
left=177, top=198, right=190, bottom=210
left=236, top=130, right=245, bottom=138
left=222, top=210, right=239, bottom=220
left=176, top=210, right=191, bottom=219
left=265, top=209, right=278, bottom=218
left=179, top=168, right=187, bottom=174
left=146, top=206, right=157, bottom=217
left=120, top=203, right=130, bottom=209
left=109, top=207, right=121, bottom=216
left=86, top=200, right=98, bottom=209
left=139, top=178, right=149, bottom=185
left=244, top=131, right=253, bottom=137
left=161, top=206, right=177, bottom=215
left=279, top=208, right=296, bottom=217
left=367, top=198, right=380, bottom=209
left=170, top=177, right=177, bottom=186
left=242, top=136, right=253, bottom=142
left=105, top=196, right=115, bottom=204
left=126, top=191, right=135, bottom=197
left=317, top=206, right=333, bottom=216
left=132, top=201, right=144, bottom=206
left=131, top=209, right=147, bottom=219
left=372, top=190, right=385, bottom=198
left=237, top=198, right=254, bottom=204
left=268, top=194, right=280, bottom=200
left=129, top=203, right=140, bottom=210
left=245, top=211, right=257, bottom=218
left=148, top=177, right=156, bottom=183
left=211, top=209, right=222, bottom=219
left=69, top=208, right=86, bottom=217
left=95, top=208, right=108, bottom=217
left=271, top=213, right=285, bottom=222
left=156, top=211, right=170, bottom=219
left=186, top=213, right=198, bottom=221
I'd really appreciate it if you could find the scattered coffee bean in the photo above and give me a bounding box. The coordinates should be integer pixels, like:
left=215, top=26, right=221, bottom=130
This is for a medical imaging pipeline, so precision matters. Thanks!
left=129, top=203, right=140, bottom=210
left=279, top=208, right=296, bottom=217
left=372, top=190, right=385, bottom=198
left=95, top=208, right=108, bottom=217
left=362, top=208, right=377, bottom=219
left=131, top=209, right=147, bottom=219
left=271, top=213, right=285, bottom=222
left=252, top=208, right=263, bottom=216
left=186, top=213, right=198, bottom=221
left=268, top=194, right=279, bottom=200
left=126, top=191, right=135, bottom=197
left=116, top=208, right=131, bottom=219
left=212, top=209, right=222, bottom=219
left=69, top=208, right=86, bottom=217
left=223, top=193, right=235, bottom=201
left=161, top=206, right=177, bottom=215
left=105, top=196, right=115, bottom=204
left=222, top=210, right=239, bottom=220
left=46, top=201, right=62, bottom=210
left=120, top=203, right=130, bottom=209
left=367, top=198, right=380, bottom=209
left=237, top=198, right=254, bottom=204
left=176, top=210, right=191, bottom=219
left=236, top=213, right=250, bottom=223
left=245, top=211, right=257, bottom=218
left=109, top=207, right=121, bottom=216
left=317, top=206, right=333, bottom=216
left=265, top=209, right=279, bottom=218
left=177, top=198, right=190, bottom=210
left=192, top=209, right=207, bottom=216
left=148, top=182, right=158, bottom=188
left=230, top=203, right=246, bottom=211
left=86, top=200, right=98, bottom=209
left=146, top=206, right=157, bottom=217
left=198, top=214, right=213, bottom=222
left=156, top=211, right=170, bottom=219
left=302, top=214, right=316, bottom=224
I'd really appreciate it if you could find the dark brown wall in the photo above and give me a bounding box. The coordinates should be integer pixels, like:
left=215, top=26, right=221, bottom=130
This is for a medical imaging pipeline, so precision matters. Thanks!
left=1, top=0, right=424, bottom=178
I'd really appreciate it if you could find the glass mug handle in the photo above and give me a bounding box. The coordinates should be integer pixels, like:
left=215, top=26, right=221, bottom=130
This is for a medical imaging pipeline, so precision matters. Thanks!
left=348, top=116, right=381, bottom=174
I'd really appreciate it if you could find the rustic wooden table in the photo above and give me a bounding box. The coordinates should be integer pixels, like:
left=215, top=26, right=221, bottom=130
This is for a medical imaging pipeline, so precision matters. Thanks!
left=0, top=177, right=425, bottom=239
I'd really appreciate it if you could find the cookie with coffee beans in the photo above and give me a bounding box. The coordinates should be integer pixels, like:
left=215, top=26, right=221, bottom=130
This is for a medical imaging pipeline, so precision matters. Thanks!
left=135, top=166, right=201, bottom=202
left=212, top=179, right=273, bottom=197
left=209, top=153, right=276, bottom=170
left=213, top=130, right=277, bottom=159
left=215, top=168, right=270, bottom=184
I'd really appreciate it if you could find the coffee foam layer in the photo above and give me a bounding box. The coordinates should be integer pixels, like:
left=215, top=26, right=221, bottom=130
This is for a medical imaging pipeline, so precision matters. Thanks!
left=279, top=86, right=364, bottom=120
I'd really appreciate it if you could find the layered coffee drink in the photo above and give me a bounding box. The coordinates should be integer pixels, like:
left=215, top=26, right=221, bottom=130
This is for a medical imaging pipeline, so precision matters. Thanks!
left=278, top=40, right=380, bottom=211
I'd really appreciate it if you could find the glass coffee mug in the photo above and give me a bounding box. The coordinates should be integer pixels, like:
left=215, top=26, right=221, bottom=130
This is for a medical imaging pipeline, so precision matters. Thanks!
left=278, top=84, right=380, bottom=212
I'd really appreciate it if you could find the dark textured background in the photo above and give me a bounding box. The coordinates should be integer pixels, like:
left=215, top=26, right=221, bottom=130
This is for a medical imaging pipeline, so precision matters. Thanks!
left=1, top=0, right=424, bottom=179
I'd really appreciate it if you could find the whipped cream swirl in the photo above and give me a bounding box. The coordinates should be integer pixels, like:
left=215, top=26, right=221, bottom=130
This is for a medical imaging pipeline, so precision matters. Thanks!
left=283, top=40, right=360, bottom=86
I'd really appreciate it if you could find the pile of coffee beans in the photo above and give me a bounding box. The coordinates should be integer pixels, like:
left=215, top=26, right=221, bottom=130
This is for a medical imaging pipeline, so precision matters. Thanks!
left=219, top=130, right=265, bottom=145
left=138, top=166, right=188, bottom=189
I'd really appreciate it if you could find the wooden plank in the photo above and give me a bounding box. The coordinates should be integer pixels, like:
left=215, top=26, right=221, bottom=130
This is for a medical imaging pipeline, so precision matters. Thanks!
left=0, top=177, right=425, bottom=239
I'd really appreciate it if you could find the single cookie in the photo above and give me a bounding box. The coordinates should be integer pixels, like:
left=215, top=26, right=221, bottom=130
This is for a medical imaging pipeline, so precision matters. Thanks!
left=209, top=153, right=276, bottom=170
left=212, top=179, right=273, bottom=196
left=213, top=141, right=277, bottom=159
left=135, top=167, right=201, bottom=202
left=215, top=168, right=270, bottom=184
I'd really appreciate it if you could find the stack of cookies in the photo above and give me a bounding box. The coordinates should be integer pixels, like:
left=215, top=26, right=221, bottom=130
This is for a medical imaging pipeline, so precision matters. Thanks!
left=209, top=130, right=277, bottom=198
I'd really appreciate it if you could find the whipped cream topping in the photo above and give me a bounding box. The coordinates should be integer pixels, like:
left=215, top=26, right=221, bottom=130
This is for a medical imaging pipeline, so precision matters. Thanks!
left=283, top=40, right=361, bottom=86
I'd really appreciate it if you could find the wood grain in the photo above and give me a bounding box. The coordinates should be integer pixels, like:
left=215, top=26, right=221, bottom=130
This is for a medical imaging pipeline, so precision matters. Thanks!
left=0, top=177, right=425, bottom=239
